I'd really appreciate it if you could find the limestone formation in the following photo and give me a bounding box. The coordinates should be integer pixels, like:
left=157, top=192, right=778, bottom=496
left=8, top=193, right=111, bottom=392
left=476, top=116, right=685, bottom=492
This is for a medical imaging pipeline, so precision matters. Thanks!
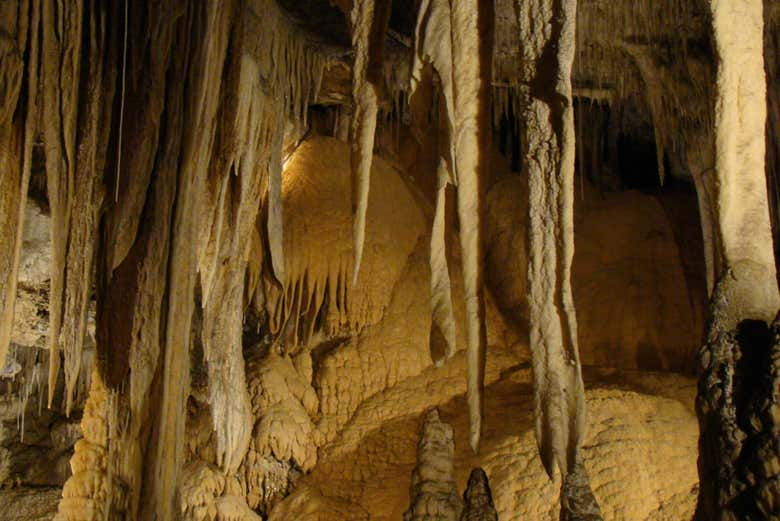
left=403, top=414, right=500, bottom=521
left=0, top=0, right=38, bottom=379
left=404, top=410, right=463, bottom=521
left=461, top=468, right=498, bottom=521
left=514, top=3, right=593, bottom=515
left=695, top=303, right=780, bottom=520
left=349, top=0, right=391, bottom=284
left=0, top=1, right=777, bottom=520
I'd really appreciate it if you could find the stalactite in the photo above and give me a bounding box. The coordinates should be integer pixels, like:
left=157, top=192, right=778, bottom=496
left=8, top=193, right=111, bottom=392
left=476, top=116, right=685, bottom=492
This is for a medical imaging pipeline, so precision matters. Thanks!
left=515, top=0, right=600, bottom=516
left=409, top=0, right=458, bottom=367
left=409, top=0, right=492, bottom=453
left=267, top=97, right=286, bottom=285
left=60, top=1, right=117, bottom=416
left=94, top=2, right=188, bottom=517
left=0, top=0, right=38, bottom=372
left=201, top=37, right=272, bottom=475
left=102, top=1, right=182, bottom=275
left=429, top=165, right=457, bottom=366
left=49, top=2, right=240, bottom=519
left=263, top=136, right=424, bottom=346
left=239, top=0, right=331, bottom=287
left=619, top=43, right=669, bottom=188
left=410, top=0, right=456, bottom=181
left=449, top=0, right=493, bottom=453
left=766, top=3, right=780, bottom=284
left=706, top=0, right=779, bottom=318
left=41, top=0, right=84, bottom=407
left=141, top=4, right=233, bottom=518
left=349, top=0, right=392, bottom=284
left=38, top=0, right=119, bottom=412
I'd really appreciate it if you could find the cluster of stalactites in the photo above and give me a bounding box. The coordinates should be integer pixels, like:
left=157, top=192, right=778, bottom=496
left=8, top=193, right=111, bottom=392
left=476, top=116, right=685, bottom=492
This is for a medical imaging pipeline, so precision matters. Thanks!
left=0, top=0, right=40, bottom=390
left=406, top=0, right=493, bottom=453
left=0, top=0, right=333, bottom=519
left=0, top=0, right=331, bottom=423
left=247, top=0, right=331, bottom=287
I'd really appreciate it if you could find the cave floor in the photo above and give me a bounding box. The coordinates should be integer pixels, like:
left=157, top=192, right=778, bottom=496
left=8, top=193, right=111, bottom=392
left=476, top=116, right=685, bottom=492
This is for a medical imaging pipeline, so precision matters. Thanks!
left=271, top=361, right=699, bottom=521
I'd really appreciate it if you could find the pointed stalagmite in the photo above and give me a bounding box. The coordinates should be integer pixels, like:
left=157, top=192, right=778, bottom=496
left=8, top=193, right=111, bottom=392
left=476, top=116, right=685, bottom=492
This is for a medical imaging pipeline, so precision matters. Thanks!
left=349, top=0, right=391, bottom=284
left=461, top=468, right=498, bottom=521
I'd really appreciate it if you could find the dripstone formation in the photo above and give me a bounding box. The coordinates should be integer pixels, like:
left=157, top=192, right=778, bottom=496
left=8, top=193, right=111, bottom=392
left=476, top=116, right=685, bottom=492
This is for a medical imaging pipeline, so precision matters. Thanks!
left=0, top=0, right=778, bottom=520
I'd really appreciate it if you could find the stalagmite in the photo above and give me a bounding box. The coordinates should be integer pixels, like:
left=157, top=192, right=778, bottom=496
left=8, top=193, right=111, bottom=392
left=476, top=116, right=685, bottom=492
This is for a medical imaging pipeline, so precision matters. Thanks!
left=0, top=0, right=38, bottom=371
left=695, top=1, right=780, bottom=518
left=404, top=410, right=463, bottom=521
left=460, top=468, right=498, bottom=521
left=349, top=0, right=391, bottom=284
left=515, top=0, right=599, bottom=514
left=55, top=371, right=126, bottom=520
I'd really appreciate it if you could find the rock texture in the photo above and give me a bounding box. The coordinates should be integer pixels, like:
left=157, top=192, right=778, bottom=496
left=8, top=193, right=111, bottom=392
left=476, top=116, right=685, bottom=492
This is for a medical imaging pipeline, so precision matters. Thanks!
left=695, top=307, right=780, bottom=520
left=514, top=4, right=592, bottom=514
left=461, top=468, right=498, bottom=521
left=270, top=368, right=700, bottom=521
left=0, top=1, right=778, bottom=520
left=404, top=410, right=463, bottom=521
left=0, top=0, right=39, bottom=377
left=694, top=2, right=780, bottom=517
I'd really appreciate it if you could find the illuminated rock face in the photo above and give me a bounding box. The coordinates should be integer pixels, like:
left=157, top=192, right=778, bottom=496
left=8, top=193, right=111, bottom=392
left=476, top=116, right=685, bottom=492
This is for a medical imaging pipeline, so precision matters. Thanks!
left=0, top=1, right=778, bottom=520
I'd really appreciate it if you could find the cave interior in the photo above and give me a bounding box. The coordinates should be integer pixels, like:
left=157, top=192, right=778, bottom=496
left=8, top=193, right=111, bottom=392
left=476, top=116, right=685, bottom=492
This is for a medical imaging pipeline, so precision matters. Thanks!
left=0, top=0, right=779, bottom=520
